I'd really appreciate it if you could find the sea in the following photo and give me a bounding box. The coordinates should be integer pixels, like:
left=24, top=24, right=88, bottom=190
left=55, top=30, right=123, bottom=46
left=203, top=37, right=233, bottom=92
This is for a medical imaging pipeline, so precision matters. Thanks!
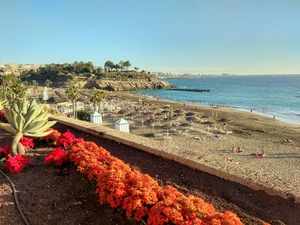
left=132, top=75, right=300, bottom=125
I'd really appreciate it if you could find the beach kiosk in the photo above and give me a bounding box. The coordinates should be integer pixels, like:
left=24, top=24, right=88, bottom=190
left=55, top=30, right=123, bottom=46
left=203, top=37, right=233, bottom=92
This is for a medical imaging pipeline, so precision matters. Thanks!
left=115, top=118, right=129, bottom=133
left=90, top=111, right=102, bottom=125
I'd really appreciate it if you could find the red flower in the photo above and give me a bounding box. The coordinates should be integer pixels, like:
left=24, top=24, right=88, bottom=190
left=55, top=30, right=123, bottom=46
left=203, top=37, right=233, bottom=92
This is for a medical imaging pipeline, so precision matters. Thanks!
left=74, top=137, right=84, bottom=143
left=0, top=144, right=10, bottom=158
left=56, top=130, right=76, bottom=148
left=0, top=109, right=5, bottom=118
left=4, top=154, right=30, bottom=174
left=19, top=137, right=35, bottom=149
left=44, top=147, right=69, bottom=166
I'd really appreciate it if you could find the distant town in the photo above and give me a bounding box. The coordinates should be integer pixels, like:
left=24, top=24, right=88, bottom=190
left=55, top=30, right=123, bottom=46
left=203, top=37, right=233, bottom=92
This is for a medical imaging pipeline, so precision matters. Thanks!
left=150, top=72, right=237, bottom=78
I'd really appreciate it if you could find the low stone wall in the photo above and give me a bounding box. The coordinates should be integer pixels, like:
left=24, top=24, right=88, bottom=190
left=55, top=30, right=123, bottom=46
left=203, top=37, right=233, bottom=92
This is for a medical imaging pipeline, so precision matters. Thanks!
left=49, top=115, right=299, bottom=203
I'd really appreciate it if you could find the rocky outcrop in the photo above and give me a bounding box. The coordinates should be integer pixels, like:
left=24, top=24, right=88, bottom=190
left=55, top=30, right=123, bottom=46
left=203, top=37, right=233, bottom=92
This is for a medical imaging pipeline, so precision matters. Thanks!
left=81, top=80, right=173, bottom=91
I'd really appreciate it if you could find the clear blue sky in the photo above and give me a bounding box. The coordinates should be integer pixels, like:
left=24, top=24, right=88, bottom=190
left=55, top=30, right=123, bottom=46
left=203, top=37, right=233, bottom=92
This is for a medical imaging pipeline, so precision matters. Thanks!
left=1, top=0, right=300, bottom=75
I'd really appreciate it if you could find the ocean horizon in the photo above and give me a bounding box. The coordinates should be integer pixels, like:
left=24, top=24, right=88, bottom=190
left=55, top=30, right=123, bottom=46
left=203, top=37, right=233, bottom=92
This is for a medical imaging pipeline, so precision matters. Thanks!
left=132, top=75, right=300, bottom=125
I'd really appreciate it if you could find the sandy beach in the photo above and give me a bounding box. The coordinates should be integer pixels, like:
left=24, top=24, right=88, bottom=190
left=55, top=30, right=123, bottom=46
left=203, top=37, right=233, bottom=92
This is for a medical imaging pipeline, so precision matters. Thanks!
left=89, top=90, right=300, bottom=203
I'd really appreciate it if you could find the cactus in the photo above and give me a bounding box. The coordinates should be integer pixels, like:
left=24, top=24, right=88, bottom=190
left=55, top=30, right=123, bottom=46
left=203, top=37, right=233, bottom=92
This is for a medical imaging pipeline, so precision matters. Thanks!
left=0, top=99, right=56, bottom=156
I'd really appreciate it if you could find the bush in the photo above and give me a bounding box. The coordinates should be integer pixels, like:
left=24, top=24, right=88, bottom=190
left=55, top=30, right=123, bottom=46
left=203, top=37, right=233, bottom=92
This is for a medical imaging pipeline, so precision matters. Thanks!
left=77, top=109, right=92, bottom=121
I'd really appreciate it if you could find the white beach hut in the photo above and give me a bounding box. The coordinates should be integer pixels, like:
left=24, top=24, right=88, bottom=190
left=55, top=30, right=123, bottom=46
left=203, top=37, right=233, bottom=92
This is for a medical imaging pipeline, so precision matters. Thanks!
left=115, top=118, right=129, bottom=133
left=90, top=111, right=102, bottom=125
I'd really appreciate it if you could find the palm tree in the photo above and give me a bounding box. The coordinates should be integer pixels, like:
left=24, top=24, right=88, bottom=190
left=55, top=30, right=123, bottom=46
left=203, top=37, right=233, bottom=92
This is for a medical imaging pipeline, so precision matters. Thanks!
left=65, top=85, right=80, bottom=118
left=104, top=61, right=114, bottom=72
left=119, top=61, right=124, bottom=71
left=90, top=90, right=106, bottom=112
left=32, top=81, right=39, bottom=95
left=8, top=81, right=27, bottom=102
left=123, top=60, right=131, bottom=70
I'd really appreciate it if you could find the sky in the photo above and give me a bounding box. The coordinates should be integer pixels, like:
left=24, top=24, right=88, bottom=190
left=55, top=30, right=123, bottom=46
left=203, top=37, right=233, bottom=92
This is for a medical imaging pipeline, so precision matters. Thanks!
left=0, top=0, right=300, bottom=75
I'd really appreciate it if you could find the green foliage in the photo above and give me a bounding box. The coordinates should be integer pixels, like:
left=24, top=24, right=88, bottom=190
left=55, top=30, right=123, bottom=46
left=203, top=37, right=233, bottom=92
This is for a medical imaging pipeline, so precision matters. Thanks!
left=45, top=79, right=52, bottom=87
left=20, top=60, right=152, bottom=85
left=6, top=80, right=28, bottom=102
left=0, top=99, right=56, bottom=155
left=90, top=90, right=106, bottom=112
left=77, top=109, right=92, bottom=121
left=103, top=203, right=115, bottom=214
left=104, top=60, right=114, bottom=71
left=65, top=85, right=80, bottom=103
left=65, top=85, right=80, bottom=118
left=0, top=99, right=7, bottom=110
left=123, top=60, right=131, bottom=70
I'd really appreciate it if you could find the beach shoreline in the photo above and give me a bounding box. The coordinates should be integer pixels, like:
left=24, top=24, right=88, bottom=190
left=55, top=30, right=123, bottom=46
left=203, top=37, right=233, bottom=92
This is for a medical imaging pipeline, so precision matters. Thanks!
left=96, top=90, right=300, bottom=203
left=132, top=91, right=300, bottom=125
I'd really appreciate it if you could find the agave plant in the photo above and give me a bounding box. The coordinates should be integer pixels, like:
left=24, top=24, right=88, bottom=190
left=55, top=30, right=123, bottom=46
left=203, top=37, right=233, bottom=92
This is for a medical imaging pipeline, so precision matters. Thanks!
left=0, top=99, right=56, bottom=156
left=0, top=99, right=7, bottom=110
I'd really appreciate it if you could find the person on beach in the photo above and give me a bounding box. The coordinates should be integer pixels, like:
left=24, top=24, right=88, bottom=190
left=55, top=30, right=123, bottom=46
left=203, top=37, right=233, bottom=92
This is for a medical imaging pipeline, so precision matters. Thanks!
left=252, top=149, right=265, bottom=158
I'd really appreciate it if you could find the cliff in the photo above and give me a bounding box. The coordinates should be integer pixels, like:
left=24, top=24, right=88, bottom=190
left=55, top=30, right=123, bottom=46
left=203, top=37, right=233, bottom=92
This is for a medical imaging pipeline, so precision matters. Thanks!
left=79, top=80, right=173, bottom=91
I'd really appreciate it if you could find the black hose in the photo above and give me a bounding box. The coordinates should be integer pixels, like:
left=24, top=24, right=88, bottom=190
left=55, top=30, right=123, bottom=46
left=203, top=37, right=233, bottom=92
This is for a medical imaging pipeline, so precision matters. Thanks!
left=0, top=169, right=31, bottom=225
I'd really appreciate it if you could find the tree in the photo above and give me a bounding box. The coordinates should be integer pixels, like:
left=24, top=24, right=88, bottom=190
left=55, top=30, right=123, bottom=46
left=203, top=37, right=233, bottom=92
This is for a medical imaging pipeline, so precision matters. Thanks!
left=113, top=64, right=121, bottom=72
left=104, top=61, right=114, bottom=72
left=119, top=61, right=124, bottom=71
left=84, top=61, right=94, bottom=73
left=134, top=67, right=139, bottom=72
left=90, top=90, right=106, bottom=112
left=32, top=81, right=39, bottom=95
left=8, top=81, right=27, bottom=101
left=45, top=79, right=52, bottom=87
left=65, top=85, right=80, bottom=118
left=123, top=60, right=131, bottom=70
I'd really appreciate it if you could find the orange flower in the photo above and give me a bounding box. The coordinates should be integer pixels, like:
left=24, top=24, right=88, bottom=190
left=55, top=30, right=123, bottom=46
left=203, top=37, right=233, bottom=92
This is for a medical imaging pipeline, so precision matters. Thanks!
left=67, top=138, right=244, bottom=224
left=40, top=128, right=61, bottom=143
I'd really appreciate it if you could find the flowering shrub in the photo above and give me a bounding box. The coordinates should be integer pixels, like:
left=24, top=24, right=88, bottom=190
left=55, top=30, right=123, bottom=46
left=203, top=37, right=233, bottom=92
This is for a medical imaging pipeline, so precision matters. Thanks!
left=0, top=128, right=269, bottom=224
left=4, top=154, right=30, bottom=174
left=20, top=137, right=35, bottom=149
left=68, top=140, right=244, bottom=224
left=40, top=128, right=61, bottom=144
left=56, top=129, right=77, bottom=148
left=0, top=109, right=8, bottom=123
left=0, top=109, right=4, bottom=118
left=0, top=144, right=10, bottom=158
left=44, top=147, right=68, bottom=166
left=43, top=129, right=83, bottom=166
left=0, top=144, right=30, bottom=173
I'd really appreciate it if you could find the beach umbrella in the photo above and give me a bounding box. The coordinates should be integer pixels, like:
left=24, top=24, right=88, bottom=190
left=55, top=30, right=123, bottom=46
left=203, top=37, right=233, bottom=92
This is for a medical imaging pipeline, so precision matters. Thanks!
left=186, top=116, right=201, bottom=122
left=118, top=109, right=129, bottom=114
left=203, top=121, right=214, bottom=125
left=142, top=132, right=156, bottom=137
left=174, top=109, right=184, bottom=113
left=154, top=112, right=164, bottom=116
left=161, top=110, right=170, bottom=114
left=180, top=123, right=193, bottom=127
left=218, top=118, right=232, bottom=123
left=186, top=112, right=196, bottom=117
left=177, top=112, right=186, bottom=117
left=126, top=112, right=139, bottom=117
